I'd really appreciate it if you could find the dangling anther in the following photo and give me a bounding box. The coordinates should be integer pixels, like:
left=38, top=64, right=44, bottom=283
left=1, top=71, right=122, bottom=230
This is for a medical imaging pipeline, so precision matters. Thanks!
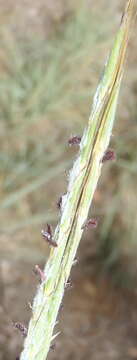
left=33, top=264, right=46, bottom=283
left=81, top=218, right=98, bottom=230
left=41, top=224, right=57, bottom=247
left=102, top=149, right=116, bottom=163
left=57, top=195, right=62, bottom=210
left=13, top=322, right=27, bottom=337
left=50, top=344, right=56, bottom=351
left=65, top=277, right=73, bottom=290
left=68, top=135, right=81, bottom=146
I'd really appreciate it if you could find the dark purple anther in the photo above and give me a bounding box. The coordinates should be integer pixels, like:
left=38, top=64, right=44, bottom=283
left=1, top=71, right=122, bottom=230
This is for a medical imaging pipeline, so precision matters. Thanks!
left=57, top=196, right=62, bottom=210
left=81, top=218, right=98, bottom=230
left=102, top=149, right=116, bottom=163
left=68, top=136, right=81, bottom=146
left=13, top=322, right=27, bottom=337
left=41, top=224, right=57, bottom=247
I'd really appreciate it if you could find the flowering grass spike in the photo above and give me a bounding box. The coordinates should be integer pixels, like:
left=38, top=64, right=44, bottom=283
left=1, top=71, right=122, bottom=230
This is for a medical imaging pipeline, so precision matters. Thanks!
left=20, top=1, right=135, bottom=359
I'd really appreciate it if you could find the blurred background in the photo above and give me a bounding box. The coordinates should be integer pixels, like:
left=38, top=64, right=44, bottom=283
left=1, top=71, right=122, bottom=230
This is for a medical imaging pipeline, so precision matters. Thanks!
left=0, top=0, right=137, bottom=359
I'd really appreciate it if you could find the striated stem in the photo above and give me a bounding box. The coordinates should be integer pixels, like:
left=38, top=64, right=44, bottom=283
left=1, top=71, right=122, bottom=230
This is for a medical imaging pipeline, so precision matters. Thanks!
left=20, top=1, right=134, bottom=359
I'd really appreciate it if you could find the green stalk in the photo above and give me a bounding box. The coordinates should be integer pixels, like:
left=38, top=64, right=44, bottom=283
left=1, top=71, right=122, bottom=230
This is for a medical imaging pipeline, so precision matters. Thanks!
left=20, top=1, right=134, bottom=359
